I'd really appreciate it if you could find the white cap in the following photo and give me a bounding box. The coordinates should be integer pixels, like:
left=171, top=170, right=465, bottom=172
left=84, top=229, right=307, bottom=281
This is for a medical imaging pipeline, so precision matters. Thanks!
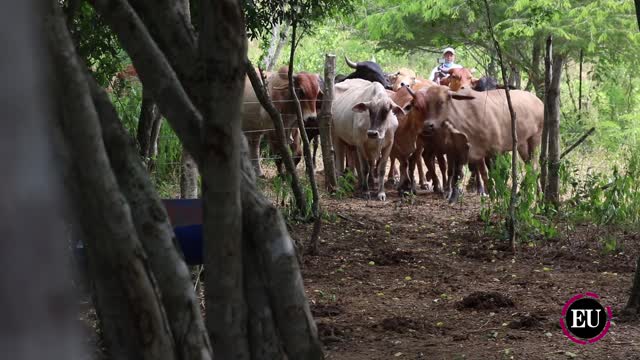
left=443, top=47, right=455, bottom=55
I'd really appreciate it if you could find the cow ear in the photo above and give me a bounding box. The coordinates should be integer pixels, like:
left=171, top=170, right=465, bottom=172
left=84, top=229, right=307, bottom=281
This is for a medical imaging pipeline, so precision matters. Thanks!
left=448, top=90, right=475, bottom=100
left=471, top=78, right=479, bottom=86
left=352, top=102, right=369, bottom=113
left=448, top=68, right=456, bottom=74
left=391, top=104, right=408, bottom=117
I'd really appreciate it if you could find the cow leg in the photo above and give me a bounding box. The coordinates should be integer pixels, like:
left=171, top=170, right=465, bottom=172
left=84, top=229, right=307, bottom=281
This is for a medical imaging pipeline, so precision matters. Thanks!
left=437, top=153, right=448, bottom=193
left=357, top=149, right=371, bottom=199
left=247, top=132, right=265, bottom=178
left=267, top=131, right=286, bottom=177
left=477, top=160, right=489, bottom=197
left=334, top=138, right=346, bottom=177
left=416, top=152, right=428, bottom=190
left=386, top=155, right=399, bottom=186
left=448, top=157, right=465, bottom=204
left=397, top=157, right=411, bottom=196
left=422, top=150, right=441, bottom=193
left=376, top=145, right=393, bottom=201
left=289, top=129, right=303, bottom=169
left=467, top=162, right=478, bottom=192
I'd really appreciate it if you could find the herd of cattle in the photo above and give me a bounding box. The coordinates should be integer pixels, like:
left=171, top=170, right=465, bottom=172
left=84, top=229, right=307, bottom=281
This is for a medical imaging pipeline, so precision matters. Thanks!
left=242, top=56, right=544, bottom=203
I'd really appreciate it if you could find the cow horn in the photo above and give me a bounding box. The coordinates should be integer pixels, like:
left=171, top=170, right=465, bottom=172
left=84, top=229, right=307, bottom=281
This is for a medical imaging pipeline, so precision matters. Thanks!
left=345, top=56, right=358, bottom=69
left=403, top=84, right=416, bottom=99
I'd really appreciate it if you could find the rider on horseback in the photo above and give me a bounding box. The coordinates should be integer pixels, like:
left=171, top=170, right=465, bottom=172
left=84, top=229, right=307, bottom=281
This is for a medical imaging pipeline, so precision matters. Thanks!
left=429, top=47, right=463, bottom=84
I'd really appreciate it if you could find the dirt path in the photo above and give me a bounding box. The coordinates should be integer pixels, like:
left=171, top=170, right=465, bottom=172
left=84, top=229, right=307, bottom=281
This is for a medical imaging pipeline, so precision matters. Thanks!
left=293, top=190, right=640, bottom=359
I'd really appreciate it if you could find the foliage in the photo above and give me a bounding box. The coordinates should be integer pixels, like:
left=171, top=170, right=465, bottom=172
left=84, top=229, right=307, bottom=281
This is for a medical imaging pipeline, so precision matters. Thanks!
left=565, top=147, right=640, bottom=226
left=244, top=0, right=354, bottom=40
left=65, top=1, right=126, bottom=86
left=110, top=80, right=181, bottom=194
left=334, top=169, right=357, bottom=199
left=480, top=154, right=557, bottom=241
left=265, top=174, right=314, bottom=221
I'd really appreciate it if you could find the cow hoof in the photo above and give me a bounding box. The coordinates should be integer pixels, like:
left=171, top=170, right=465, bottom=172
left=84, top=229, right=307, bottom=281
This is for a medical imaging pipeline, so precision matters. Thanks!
left=377, top=192, right=386, bottom=201
left=448, top=188, right=461, bottom=204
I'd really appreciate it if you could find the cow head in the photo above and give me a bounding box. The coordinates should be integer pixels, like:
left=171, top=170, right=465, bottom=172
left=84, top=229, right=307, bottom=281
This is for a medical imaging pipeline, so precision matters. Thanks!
left=421, top=86, right=475, bottom=136
left=271, top=67, right=322, bottom=124
left=471, top=76, right=498, bottom=91
left=446, top=68, right=475, bottom=91
left=344, top=56, right=392, bottom=90
left=352, top=96, right=405, bottom=140
left=388, top=68, right=417, bottom=91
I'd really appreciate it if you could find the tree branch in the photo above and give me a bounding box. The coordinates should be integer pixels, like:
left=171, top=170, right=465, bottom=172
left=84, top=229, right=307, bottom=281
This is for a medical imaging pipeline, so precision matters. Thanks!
left=91, top=0, right=204, bottom=163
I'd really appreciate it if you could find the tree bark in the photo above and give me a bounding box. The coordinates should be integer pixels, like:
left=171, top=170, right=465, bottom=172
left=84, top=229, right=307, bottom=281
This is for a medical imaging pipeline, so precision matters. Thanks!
left=263, top=22, right=289, bottom=72
left=545, top=55, right=564, bottom=205
left=530, top=37, right=544, bottom=98
left=287, top=19, right=322, bottom=254
left=539, top=36, right=552, bottom=195
left=88, top=77, right=213, bottom=360
left=0, top=2, right=81, bottom=359
left=239, top=151, right=324, bottom=360
left=625, top=256, right=640, bottom=314
left=180, top=149, right=199, bottom=198
left=319, top=54, right=338, bottom=191
left=245, top=63, right=309, bottom=215
left=198, top=0, right=250, bottom=358
left=137, top=88, right=163, bottom=169
left=47, top=6, right=177, bottom=359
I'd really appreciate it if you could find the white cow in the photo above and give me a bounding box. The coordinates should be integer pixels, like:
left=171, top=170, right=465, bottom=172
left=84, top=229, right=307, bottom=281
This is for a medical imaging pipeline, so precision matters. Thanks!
left=332, top=79, right=405, bottom=201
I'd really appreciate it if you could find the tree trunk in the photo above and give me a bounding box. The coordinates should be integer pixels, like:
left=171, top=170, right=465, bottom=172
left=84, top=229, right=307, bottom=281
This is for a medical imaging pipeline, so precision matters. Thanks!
left=47, top=6, right=177, bottom=359
left=287, top=19, right=322, bottom=254
left=198, top=0, right=250, bottom=358
left=180, top=149, right=199, bottom=198
left=545, top=55, right=564, bottom=205
left=625, top=256, right=640, bottom=314
left=263, top=22, right=289, bottom=72
left=137, top=88, right=163, bottom=169
left=88, top=77, right=213, bottom=360
left=530, top=36, right=545, bottom=99
left=1, top=2, right=81, bottom=358
left=539, top=36, right=552, bottom=195
left=319, top=54, right=338, bottom=191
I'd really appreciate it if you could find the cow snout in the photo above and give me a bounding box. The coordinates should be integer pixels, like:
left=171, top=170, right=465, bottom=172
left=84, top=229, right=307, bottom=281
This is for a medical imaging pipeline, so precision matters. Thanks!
left=367, top=130, right=379, bottom=139
left=422, top=122, right=436, bottom=135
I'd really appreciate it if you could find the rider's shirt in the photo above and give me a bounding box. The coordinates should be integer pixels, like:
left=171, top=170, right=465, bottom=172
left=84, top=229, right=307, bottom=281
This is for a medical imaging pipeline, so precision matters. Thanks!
left=429, top=62, right=463, bottom=82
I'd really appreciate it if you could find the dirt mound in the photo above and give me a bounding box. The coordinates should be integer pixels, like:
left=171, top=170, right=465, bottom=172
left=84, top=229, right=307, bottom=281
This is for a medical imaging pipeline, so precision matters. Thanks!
left=378, top=316, right=425, bottom=333
left=456, top=291, right=515, bottom=310
left=369, top=248, right=415, bottom=266
left=311, top=303, right=343, bottom=318
left=317, top=322, right=350, bottom=344
left=508, top=313, right=545, bottom=329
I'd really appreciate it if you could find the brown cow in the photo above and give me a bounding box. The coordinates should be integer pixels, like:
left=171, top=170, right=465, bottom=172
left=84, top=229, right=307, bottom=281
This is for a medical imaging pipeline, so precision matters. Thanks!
left=421, top=85, right=544, bottom=202
left=242, top=67, right=321, bottom=178
left=387, top=80, right=446, bottom=194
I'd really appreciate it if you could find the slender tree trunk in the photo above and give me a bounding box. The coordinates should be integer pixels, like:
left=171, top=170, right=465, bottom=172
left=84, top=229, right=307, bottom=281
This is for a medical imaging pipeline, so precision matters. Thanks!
left=545, top=55, right=564, bottom=205
left=539, top=36, right=553, bottom=194
left=1, top=2, right=81, bottom=358
left=245, top=63, right=309, bottom=215
left=47, top=6, right=177, bottom=359
left=137, top=88, right=163, bottom=169
left=564, top=62, right=578, bottom=113
left=578, top=49, right=584, bottom=118
left=263, top=22, right=289, bottom=72
left=531, top=37, right=544, bottom=98
left=483, top=0, right=518, bottom=250
left=319, top=54, right=338, bottom=191
left=287, top=19, right=322, bottom=254
left=634, top=0, right=640, bottom=32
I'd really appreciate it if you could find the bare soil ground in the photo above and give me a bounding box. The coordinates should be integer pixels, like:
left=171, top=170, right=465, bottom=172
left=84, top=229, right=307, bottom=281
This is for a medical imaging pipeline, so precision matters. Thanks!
left=292, top=187, right=640, bottom=359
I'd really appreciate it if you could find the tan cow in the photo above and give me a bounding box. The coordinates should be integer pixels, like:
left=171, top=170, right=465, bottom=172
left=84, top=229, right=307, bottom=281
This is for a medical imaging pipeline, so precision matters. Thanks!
left=333, top=79, right=404, bottom=201
left=242, top=67, right=321, bottom=177
left=421, top=86, right=544, bottom=202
